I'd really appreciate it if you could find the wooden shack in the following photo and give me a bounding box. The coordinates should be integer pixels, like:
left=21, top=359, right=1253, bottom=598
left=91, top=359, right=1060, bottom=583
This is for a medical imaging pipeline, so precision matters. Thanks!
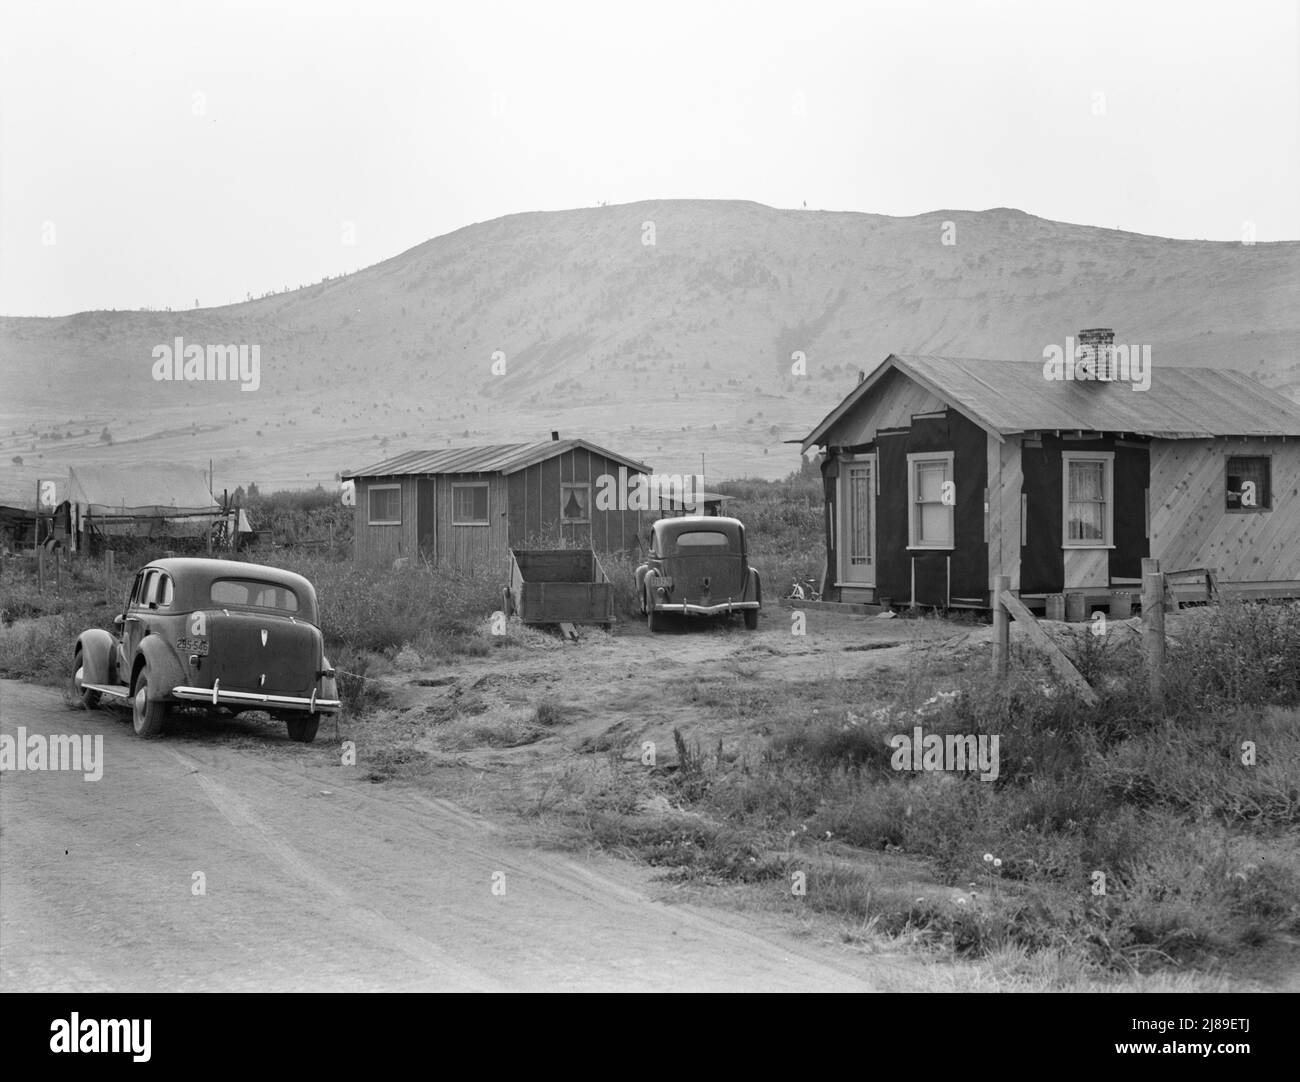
left=801, top=336, right=1300, bottom=608
left=342, top=437, right=654, bottom=569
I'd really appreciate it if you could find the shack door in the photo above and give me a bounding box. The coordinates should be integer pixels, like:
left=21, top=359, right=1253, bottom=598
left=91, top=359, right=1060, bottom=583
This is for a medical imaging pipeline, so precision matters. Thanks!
left=417, top=478, right=436, bottom=560
left=839, top=459, right=876, bottom=586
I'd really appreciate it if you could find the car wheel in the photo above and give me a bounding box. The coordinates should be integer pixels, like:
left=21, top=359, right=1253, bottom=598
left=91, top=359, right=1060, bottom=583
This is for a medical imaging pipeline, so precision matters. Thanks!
left=131, top=669, right=167, bottom=738
left=647, top=590, right=667, bottom=633
left=287, top=716, right=319, bottom=743
left=743, top=608, right=759, bottom=630
left=72, top=651, right=101, bottom=708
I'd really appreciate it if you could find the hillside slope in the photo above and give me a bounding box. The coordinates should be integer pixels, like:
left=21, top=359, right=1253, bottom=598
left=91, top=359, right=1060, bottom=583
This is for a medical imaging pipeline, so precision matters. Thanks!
left=2, top=200, right=1297, bottom=491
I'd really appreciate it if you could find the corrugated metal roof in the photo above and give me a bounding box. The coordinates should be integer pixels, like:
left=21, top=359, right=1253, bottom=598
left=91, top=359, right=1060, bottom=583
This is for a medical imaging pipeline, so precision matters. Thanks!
left=343, top=439, right=651, bottom=479
left=804, top=354, right=1300, bottom=449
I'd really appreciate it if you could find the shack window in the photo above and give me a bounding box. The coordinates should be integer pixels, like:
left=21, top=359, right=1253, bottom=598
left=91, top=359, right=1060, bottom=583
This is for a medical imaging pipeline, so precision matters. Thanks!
left=907, top=452, right=954, bottom=549
left=368, top=484, right=401, bottom=525
left=1226, top=456, right=1271, bottom=511
left=560, top=483, right=591, bottom=524
left=1063, top=452, right=1114, bottom=546
left=452, top=483, right=489, bottom=525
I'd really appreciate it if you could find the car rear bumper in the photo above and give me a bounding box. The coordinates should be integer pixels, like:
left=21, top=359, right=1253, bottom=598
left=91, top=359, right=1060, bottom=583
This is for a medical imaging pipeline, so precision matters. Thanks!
left=654, top=601, right=760, bottom=615
left=171, top=683, right=341, bottom=713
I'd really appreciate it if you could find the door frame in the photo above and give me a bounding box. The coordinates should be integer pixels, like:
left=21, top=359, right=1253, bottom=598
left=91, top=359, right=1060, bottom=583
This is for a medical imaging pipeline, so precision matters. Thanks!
left=836, top=453, right=877, bottom=587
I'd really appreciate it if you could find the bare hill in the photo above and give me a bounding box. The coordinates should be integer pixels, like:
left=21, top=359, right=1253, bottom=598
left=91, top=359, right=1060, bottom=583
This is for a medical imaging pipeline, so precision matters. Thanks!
left=2, top=200, right=1297, bottom=492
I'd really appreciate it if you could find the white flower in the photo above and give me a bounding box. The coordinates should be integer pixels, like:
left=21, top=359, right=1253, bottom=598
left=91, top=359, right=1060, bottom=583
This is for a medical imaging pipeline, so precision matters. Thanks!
left=993, top=858, right=1003, bottom=868
left=983, top=853, right=994, bottom=863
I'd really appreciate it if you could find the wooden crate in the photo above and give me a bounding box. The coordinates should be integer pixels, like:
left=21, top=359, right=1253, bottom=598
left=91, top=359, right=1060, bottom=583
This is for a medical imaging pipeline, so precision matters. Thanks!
left=506, top=549, right=614, bottom=626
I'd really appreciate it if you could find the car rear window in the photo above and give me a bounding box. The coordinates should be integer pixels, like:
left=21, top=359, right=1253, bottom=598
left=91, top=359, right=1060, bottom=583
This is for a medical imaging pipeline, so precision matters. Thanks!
left=210, top=579, right=299, bottom=612
left=673, top=531, right=731, bottom=547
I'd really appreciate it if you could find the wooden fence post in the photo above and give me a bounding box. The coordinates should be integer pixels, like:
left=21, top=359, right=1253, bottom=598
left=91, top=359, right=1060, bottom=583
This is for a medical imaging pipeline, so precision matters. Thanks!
left=106, top=549, right=115, bottom=606
left=55, top=548, right=62, bottom=595
left=992, top=574, right=1009, bottom=676
left=37, top=546, right=45, bottom=594
left=1142, top=560, right=1165, bottom=705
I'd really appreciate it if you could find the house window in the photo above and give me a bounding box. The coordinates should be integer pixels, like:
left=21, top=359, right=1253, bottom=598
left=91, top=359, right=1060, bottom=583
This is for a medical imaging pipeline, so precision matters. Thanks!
left=907, top=452, right=954, bottom=548
left=452, top=483, right=490, bottom=525
left=1226, top=456, right=1271, bottom=511
left=560, top=483, right=591, bottom=524
left=1062, top=452, right=1114, bottom=547
left=368, top=484, right=401, bottom=525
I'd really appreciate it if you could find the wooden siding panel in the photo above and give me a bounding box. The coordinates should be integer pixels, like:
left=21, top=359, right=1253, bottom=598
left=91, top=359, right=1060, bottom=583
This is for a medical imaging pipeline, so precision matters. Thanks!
left=1150, top=437, right=1300, bottom=582
left=825, top=369, right=946, bottom=447
left=988, top=437, right=1022, bottom=590
left=1064, top=548, right=1109, bottom=589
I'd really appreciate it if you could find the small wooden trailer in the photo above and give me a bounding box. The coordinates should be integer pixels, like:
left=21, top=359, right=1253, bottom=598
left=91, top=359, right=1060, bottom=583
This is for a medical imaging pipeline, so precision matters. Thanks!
left=503, top=548, right=615, bottom=631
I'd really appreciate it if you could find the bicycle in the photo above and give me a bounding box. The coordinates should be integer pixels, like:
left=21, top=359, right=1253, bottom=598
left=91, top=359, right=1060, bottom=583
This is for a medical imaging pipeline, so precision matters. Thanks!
left=786, top=576, right=822, bottom=602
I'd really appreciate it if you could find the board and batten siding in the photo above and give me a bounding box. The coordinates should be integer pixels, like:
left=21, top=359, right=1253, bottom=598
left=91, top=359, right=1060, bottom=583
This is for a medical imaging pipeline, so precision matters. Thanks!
left=1150, top=437, right=1300, bottom=583
left=435, top=473, right=511, bottom=574
left=351, top=476, right=418, bottom=562
left=507, top=447, right=649, bottom=554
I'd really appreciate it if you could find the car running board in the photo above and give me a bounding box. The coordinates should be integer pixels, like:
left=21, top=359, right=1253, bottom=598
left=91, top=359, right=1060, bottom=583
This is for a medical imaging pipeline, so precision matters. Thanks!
left=81, top=682, right=131, bottom=700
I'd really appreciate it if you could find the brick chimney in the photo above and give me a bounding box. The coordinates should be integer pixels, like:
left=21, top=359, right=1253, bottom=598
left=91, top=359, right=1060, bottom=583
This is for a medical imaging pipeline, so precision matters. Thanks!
left=1076, top=328, right=1115, bottom=383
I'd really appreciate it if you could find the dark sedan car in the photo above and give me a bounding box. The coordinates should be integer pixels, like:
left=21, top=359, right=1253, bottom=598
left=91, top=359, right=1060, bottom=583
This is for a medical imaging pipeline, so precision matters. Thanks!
left=636, top=516, right=761, bottom=631
left=73, top=557, right=340, bottom=742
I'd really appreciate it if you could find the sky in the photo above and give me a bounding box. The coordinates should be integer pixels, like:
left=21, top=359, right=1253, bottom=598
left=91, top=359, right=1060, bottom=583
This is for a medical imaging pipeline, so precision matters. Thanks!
left=1, top=0, right=1297, bottom=316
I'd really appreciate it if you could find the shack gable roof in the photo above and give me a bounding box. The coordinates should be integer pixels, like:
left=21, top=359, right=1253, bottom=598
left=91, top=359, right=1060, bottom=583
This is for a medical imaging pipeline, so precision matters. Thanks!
left=343, top=439, right=651, bottom=479
left=802, top=354, right=1300, bottom=450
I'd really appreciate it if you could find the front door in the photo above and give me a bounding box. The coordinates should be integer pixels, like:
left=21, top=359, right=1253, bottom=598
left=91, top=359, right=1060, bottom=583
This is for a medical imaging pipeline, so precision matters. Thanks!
left=839, top=458, right=876, bottom=586
left=417, top=478, right=436, bottom=560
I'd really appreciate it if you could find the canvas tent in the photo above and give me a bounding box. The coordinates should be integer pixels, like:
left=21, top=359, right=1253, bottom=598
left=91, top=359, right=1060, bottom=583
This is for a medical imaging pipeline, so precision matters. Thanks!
left=67, top=464, right=243, bottom=550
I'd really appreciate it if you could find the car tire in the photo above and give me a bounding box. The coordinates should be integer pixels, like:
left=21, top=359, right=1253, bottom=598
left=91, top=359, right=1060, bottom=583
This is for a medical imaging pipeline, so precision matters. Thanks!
left=72, top=651, right=101, bottom=708
left=287, top=716, right=319, bottom=743
left=647, top=590, right=667, bottom=633
left=131, top=669, right=167, bottom=738
left=744, top=608, right=759, bottom=630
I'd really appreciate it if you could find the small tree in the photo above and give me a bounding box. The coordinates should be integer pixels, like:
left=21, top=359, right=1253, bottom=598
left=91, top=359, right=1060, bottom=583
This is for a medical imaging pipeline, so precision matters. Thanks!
left=99, top=427, right=113, bottom=445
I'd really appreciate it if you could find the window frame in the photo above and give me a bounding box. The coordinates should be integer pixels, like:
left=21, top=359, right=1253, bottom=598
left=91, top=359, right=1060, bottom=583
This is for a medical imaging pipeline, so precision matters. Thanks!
left=907, top=451, right=955, bottom=551
left=559, top=482, right=592, bottom=525
left=1225, top=454, right=1272, bottom=513
left=367, top=483, right=402, bottom=526
left=1061, top=451, right=1115, bottom=549
left=451, top=482, right=490, bottom=527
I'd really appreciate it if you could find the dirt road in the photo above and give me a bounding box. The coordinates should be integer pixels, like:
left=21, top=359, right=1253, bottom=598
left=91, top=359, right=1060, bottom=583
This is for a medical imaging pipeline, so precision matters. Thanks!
left=0, top=678, right=881, bottom=992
